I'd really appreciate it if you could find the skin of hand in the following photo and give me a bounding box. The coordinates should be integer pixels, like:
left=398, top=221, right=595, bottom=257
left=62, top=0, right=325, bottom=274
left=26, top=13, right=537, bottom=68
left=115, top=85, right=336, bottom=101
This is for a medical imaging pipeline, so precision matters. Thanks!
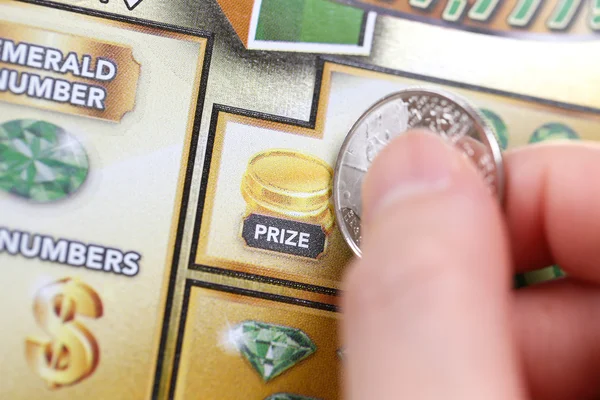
left=341, top=129, right=600, bottom=400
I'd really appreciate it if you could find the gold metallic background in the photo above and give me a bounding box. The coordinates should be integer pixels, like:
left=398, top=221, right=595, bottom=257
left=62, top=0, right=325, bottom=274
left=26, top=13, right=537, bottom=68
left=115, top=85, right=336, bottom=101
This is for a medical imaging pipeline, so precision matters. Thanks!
left=1, top=1, right=206, bottom=398
left=195, top=60, right=600, bottom=291
left=13, top=0, right=600, bottom=398
left=174, top=286, right=340, bottom=400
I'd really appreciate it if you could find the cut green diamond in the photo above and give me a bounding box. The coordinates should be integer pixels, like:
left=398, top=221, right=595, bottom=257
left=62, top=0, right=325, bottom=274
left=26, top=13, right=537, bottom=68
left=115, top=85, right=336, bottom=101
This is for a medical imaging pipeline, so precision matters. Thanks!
left=265, top=394, right=322, bottom=400
left=480, top=109, right=509, bottom=150
left=231, top=320, right=316, bottom=382
left=0, top=119, right=89, bottom=202
left=529, top=123, right=579, bottom=144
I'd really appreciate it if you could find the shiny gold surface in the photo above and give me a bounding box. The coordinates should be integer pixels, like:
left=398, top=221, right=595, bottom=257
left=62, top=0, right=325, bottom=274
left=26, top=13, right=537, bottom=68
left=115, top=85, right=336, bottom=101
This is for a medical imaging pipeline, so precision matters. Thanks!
left=194, top=59, right=600, bottom=296
left=195, top=107, right=355, bottom=289
left=245, top=149, right=333, bottom=209
left=242, top=199, right=336, bottom=234
left=173, top=286, right=340, bottom=400
left=26, top=278, right=103, bottom=389
left=12, top=0, right=600, bottom=398
left=0, top=2, right=208, bottom=399
left=240, top=148, right=335, bottom=233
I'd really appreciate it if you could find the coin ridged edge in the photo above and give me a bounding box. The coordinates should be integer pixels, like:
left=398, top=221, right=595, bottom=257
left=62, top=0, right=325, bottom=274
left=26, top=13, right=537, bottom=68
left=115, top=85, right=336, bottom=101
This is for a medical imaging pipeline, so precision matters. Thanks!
left=333, top=87, right=506, bottom=259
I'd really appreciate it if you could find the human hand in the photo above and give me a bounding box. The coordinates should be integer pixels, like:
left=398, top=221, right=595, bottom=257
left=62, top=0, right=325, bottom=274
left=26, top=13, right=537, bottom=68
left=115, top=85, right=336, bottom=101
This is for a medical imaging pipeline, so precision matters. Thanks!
left=341, top=130, right=600, bottom=400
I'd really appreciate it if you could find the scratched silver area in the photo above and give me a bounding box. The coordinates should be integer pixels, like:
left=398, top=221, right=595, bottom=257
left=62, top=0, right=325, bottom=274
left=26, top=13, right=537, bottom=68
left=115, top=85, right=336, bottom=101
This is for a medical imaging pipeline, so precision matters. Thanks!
left=333, top=87, right=504, bottom=258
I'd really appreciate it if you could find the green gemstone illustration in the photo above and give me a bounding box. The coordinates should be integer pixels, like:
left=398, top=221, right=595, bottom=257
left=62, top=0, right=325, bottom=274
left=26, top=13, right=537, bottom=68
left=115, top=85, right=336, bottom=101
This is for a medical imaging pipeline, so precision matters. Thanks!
left=480, top=109, right=508, bottom=150
left=231, top=320, right=316, bottom=382
left=265, top=394, right=322, bottom=400
left=0, top=119, right=89, bottom=202
left=529, top=123, right=579, bottom=144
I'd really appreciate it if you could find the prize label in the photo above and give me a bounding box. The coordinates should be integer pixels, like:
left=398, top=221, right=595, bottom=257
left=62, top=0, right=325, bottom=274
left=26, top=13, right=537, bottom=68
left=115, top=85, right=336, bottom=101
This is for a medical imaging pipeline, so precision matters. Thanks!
left=241, top=214, right=326, bottom=259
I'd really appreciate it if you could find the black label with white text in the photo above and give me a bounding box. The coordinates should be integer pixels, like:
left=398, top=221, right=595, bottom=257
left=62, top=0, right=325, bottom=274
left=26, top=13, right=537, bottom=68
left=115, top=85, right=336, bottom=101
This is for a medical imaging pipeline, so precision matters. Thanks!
left=241, top=214, right=326, bottom=259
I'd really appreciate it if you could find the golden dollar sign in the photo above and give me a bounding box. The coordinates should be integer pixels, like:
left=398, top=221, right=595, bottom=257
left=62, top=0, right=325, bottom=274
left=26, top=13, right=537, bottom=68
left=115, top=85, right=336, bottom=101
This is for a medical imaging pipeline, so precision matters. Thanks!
left=25, top=277, right=103, bottom=389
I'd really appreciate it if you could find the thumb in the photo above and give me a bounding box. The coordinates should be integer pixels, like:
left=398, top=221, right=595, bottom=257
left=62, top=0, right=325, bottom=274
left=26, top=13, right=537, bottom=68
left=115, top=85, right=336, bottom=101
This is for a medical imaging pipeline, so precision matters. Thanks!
left=341, top=130, right=526, bottom=400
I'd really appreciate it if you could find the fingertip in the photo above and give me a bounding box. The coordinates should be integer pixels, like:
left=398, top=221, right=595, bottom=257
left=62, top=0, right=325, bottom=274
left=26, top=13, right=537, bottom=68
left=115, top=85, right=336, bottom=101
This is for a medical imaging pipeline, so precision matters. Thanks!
left=361, top=130, right=460, bottom=225
left=341, top=129, right=522, bottom=399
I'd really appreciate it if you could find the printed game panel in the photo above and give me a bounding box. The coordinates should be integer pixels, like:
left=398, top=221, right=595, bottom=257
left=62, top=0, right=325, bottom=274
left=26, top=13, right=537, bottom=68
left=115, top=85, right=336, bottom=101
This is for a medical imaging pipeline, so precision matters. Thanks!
left=215, top=0, right=376, bottom=54
left=0, top=1, right=210, bottom=398
left=171, top=281, right=341, bottom=400
left=191, top=60, right=600, bottom=291
left=336, top=0, right=597, bottom=35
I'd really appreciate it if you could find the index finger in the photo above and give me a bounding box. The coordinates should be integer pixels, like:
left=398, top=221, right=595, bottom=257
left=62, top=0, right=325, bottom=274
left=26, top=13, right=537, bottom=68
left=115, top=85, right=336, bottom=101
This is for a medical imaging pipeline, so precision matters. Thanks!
left=504, top=140, right=600, bottom=280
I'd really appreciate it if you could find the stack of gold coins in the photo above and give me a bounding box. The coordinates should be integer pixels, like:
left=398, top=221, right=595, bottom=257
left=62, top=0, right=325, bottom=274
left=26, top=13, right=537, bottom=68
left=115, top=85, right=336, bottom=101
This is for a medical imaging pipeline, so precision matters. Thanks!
left=241, top=149, right=335, bottom=236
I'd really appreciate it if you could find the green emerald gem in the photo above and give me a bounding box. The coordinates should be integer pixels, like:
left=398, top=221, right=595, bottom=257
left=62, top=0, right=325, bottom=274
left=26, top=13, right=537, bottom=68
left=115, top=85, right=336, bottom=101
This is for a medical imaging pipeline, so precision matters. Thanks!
left=529, top=123, right=579, bottom=144
left=480, top=109, right=509, bottom=150
left=0, top=119, right=89, bottom=202
left=265, top=394, right=322, bottom=400
left=231, top=320, right=316, bottom=382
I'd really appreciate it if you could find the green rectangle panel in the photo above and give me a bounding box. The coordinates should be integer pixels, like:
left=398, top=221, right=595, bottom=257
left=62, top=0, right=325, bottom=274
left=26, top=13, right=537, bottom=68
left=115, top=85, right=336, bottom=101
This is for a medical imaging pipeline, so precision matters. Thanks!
left=256, top=0, right=365, bottom=44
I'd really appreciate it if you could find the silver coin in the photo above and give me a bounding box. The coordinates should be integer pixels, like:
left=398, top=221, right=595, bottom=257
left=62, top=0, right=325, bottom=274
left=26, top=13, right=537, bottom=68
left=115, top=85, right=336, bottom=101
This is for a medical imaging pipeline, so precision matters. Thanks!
left=333, top=87, right=504, bottom=258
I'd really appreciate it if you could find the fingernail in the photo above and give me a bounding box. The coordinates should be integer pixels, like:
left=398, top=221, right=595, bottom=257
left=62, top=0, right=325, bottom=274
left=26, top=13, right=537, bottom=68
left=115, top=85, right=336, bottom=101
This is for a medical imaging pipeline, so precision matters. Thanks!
left=363, top=130, right=458, bottom=223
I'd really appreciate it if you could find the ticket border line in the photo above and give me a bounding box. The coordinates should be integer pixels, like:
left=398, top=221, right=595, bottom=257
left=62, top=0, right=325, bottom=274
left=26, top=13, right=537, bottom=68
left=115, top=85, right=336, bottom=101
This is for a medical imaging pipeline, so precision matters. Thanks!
left=189, top=54, right=600, bottom=298
left=168, top=278, right=339, bottom=400
left=151, top=36, right=213, bottom=400
left=326, top=56, right=600, bottom=115
left=10, top=1, right=215, bottom=398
